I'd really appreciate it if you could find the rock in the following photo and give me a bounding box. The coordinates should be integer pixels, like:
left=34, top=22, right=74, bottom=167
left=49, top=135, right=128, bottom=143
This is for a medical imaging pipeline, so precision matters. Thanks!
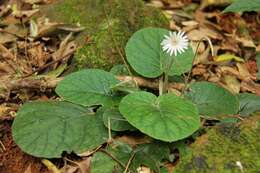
left=42, top=0, right=168, bottom=70
left=174, top=115, right=260, bottom=173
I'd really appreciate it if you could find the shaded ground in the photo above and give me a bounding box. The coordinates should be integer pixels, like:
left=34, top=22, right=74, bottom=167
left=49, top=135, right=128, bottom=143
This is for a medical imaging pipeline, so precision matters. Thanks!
left=0, top=121, right=49, bottom=173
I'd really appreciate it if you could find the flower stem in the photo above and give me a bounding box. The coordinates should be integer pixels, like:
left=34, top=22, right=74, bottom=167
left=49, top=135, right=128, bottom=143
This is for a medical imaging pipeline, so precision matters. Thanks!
left=164, top=72, right=169, bottom=94
left=159, top=75, right=164, bottom=96
left=161, top=57, right=175, bottom=94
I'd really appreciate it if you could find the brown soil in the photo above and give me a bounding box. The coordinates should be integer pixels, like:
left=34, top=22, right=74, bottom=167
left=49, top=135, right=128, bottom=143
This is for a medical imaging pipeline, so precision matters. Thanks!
left=0, top=121, right=50, bottom=173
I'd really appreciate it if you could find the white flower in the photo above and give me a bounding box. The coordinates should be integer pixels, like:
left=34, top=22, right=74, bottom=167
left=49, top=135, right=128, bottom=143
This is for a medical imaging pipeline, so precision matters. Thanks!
left=161, top=31, right=189, bottom=56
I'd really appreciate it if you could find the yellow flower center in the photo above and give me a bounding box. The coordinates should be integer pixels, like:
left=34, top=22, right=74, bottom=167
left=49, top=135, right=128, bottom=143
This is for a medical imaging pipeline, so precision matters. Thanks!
left=171, top=37, right=178, bottom=46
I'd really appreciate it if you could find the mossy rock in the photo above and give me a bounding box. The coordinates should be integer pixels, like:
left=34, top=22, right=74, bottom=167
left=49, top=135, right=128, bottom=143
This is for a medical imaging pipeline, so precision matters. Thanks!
left=42, top=0, right=168, bottom=70
left=174, top=115, right=260, bottom=173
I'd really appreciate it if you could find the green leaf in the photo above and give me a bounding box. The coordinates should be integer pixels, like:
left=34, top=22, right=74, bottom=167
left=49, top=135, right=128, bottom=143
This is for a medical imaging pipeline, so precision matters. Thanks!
left=101, top=107, right=136, bottom=131
left=223, top=0, right=260, bottom=12
left=163, top=47, right=194, bottom=76
left=132, top=143, right=170, bottom=172
left=55, top=69, right=120, bottom=107
left=91, top=152, right=119, bottom=173
left=237, top=93, right=260, bottom=116
left=119, top=91, right=200, bottom=142
left=91, top=141, right=132, bottom=173
left=12, top=101, right=108, bottom=158
left=125, top=27, right=194, bottom=78
left=185, top=82, right=239, bottom=117
left=91, top=141, right=170, bottom=173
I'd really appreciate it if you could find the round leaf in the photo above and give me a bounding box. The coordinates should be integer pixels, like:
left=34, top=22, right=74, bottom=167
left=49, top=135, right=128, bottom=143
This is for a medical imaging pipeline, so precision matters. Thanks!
left=125, top=27, right=194, bottom=78
left=102, top=107, right=136, bottom=131
left=12, top=101, right=108, bottom=158
left=167, top=46, right=194, bottom=76
left=185, top=82, right=239, bottom=116
left=119, top=92, right=200, bottom=142
left=55, top=69, right=119, bottom=107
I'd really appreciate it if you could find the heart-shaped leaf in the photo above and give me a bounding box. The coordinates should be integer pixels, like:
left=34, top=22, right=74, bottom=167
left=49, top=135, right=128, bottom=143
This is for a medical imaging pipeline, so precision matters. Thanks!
left=119, top=91, right=200, bottom=142
left=101, top=107, right=135, bottom=131
left=55, top=69, right=120, bottom=107
left=12, top=101, right=108, bottom=158
left=125, top=27, right=194, bottom=78
left=185, top=82, right=239, bottom=117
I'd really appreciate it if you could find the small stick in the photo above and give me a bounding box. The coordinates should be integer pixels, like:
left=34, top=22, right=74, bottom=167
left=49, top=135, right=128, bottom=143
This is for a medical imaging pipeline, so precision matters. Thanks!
left=123, top=152, right=136, bottom=173
left=182, top=37, right=214, bottom=95
left=100, top=149, right=126, bottom=169
left=0, top=75, right=185, bottom=97
left=0, top=140, right=6, bottom=151
left=108, top=117, right=112, bottom=142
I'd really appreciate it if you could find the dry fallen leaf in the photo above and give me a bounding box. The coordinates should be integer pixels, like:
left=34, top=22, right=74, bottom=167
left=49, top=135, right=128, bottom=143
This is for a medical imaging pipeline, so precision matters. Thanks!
left=137, top=166, right=152, bottom=173
left=61, top=158, right=91, bottom=173
left=223, top=75, right=241, bottom=94
left=214, top=54, right=244, bottom=63
left=23, top=164, right=32, bottom=173
left=200, top=0, right=232, bottom=9
left=236, top=63, right=252, bottom=81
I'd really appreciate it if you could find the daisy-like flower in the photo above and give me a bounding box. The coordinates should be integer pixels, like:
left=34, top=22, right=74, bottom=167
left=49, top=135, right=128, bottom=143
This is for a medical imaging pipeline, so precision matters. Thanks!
left=161, top=31, right=189, bottom=56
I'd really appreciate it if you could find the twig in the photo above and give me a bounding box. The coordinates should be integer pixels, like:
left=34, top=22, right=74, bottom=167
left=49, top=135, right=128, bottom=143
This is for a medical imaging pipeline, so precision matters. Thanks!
left=123, top=152, right=136, bottom=173
left=0, top=43, right=15, bottom=60
left=181, top=37, right=214, bottom=95
left=100, top=149, right=126, bottom=169
left=116, top=76, right=184, bottom=91
left=0, top=140, right=6, bottom=152
left=1, top=75, right=185, bottom=96
left=108, top=117, right=112, bottom=143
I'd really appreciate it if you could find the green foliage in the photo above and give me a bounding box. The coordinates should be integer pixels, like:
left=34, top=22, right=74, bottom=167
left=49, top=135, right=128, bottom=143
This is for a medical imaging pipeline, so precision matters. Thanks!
left=101, top=107, right=135, bottom=131
left=237, top=93, right=260, bottom=116
left=55, top=69, right=120, bottom=107
left=132, top=142, right=170, bottom=172
left=13, top=26, right=258, bottom=173
left=12, top=101, right=108, bottom=158
left=223, top=0, right=260, bottom=12
left=91, top=141, right=170, bottom=173
left=91, top=141, right=131, bottom=173
left=125, top=28, right=194, bottom=78
left=119, top=91, right=200, bottom=142
left=185, top=82, right=239, bottom=117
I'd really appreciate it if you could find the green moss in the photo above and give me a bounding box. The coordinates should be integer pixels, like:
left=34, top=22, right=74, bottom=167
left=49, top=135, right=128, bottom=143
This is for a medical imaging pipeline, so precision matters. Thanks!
left=175, top=115, right=260, bottom=173
left=43, top=0, right=168, bottom=70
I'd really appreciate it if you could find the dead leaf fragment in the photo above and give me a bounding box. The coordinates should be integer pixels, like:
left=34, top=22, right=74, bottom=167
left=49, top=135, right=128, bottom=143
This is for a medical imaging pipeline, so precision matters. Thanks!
left=236, top=63, right=252, bottom=81
left=214, top=54, right=244, bottom=63
left=24, top=164, right=32, bottom=173
left=223, top=75, right=241, bottom=94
